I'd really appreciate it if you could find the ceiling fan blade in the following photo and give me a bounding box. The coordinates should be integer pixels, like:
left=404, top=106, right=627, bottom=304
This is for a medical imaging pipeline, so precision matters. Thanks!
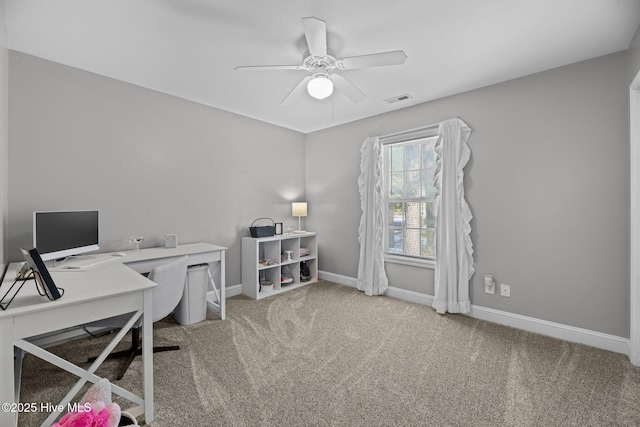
left=235, top=65, right=303, bottom=71
left=330, top=74, right=366, bottom=103
left=337, top=50, right=408, bottom=70
left=302, top=17, right=327, bottom=56
left=281, top=76, right=313, bottom=105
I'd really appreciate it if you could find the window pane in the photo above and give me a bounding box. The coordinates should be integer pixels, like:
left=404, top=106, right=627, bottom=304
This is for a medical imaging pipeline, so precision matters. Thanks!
left=390, top=172, right=404, bottom=198
left=422, top=139, right=437, bottom=199
left=421, top=229, right=435, bottom=258
left=391, top=146, right=404, bottom=172
left=405, top=202, right=421, bottom=228
left=422, top=139, right=436, bottom=169
left=388, top=203, right=403, bottom=226
left=404, top=228, right=421, bottom=257
left=425, top=201, right=435, bottom=228
left=388, top=228, right=403, bottom=254
left=422, top=168, right=436, bottom=200
left=405, top=171, right=421, bottom=198
left=405, top=144, right=421, bottom=171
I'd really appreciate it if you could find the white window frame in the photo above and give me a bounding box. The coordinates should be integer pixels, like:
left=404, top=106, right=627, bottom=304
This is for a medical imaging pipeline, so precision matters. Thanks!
left=381, top=125, right=440, bottom=270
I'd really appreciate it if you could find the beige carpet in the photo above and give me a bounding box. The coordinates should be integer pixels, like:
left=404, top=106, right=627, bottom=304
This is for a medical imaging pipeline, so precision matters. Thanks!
left=18, top=280, right=640, bottom=426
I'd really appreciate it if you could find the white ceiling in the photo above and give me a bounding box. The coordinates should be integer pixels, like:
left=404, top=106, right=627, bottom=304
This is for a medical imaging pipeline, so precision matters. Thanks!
left=4, top=0, right=640, bottom=133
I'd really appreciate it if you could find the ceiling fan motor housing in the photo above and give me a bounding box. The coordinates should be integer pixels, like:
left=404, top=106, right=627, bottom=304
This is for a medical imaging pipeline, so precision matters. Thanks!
left=302, top=49, right=338, bottom=72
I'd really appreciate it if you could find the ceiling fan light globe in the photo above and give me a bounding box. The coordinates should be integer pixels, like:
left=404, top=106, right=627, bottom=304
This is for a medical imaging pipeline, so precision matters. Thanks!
left=307, top=76, right=333, bottom=100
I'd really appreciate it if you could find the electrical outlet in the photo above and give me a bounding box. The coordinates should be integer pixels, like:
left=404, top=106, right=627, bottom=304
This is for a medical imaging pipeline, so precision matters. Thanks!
left=485, top=281, right=495, bottom=294
left=500, top=283, right=511, bottom=297
left=484, top=274, right=495, bottom=294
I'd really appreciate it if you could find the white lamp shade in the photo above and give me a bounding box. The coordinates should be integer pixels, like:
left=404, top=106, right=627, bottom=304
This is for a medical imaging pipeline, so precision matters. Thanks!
left=292, top=202, right=308, bottom=217
left=307, top=76, right=333, bottom=100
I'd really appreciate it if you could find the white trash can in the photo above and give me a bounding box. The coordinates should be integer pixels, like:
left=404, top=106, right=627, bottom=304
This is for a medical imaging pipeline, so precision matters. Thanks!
left=175, top=264, right=208, bottom=325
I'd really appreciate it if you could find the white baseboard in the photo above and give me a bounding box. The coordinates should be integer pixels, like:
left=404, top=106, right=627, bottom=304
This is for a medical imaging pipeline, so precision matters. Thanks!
left=226, top=283, right=243, bottom=298
left=469, top=304, right=629, bottom=355
left=29, top=327, right=92, bottom=348
left=318, top=270, right=630, bottom=357
left=319, top=270, right=358, bottom=288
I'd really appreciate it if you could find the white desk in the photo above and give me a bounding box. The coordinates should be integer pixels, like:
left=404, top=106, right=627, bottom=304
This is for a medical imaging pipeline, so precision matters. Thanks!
left=0, top=262, right=155, bottom=427
left=0, top=242, right=226, bottom=427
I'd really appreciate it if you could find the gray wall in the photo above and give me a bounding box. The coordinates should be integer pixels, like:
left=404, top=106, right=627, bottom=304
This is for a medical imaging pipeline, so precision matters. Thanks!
left=306, top=52, right=630, bottom=338
left=8, top=52, right=306, bottom=287
left=0, top=2, right=7, bottom=273
left=628, top=24, right=640, bottom=84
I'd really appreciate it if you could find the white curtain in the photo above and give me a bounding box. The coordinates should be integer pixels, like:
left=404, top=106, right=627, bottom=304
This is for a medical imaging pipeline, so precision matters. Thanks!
left=432, top=118, right=474, bottom=314
left=356, top=136, right=388, bottom=296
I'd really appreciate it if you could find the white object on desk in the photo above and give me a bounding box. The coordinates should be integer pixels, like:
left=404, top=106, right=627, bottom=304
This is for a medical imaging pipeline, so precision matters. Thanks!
left=165, top=234, right=177, bottom=248
left=49, top=254, right=121, bottom=271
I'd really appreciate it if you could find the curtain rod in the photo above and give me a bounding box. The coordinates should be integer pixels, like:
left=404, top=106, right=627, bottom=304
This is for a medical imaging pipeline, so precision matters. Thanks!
left=376, top=121, right=442, bottom=140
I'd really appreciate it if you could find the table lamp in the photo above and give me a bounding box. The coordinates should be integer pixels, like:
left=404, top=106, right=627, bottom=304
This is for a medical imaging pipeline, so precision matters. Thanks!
left=292, top=202, right=307, bottom=234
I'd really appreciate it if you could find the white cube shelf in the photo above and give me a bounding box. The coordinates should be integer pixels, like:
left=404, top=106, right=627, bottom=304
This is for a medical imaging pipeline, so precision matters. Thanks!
left=241, top=232, right=318, bottom=299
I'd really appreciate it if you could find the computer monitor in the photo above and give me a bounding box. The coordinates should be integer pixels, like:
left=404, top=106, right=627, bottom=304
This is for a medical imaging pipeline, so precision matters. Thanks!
left=33, top=210, right=99, bottom=261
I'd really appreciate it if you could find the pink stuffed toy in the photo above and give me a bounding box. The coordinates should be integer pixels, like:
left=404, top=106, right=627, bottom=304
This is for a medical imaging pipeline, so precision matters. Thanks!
left=52, top=378, right=126, bottom=427
left=52, top=401, right=120, bottom=427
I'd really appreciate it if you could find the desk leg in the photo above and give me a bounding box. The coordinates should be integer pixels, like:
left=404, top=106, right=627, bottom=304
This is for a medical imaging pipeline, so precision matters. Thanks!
left=14, top=348, right=23, bottom=403
left=142, top=287, right=154, bottom=423
left=205, top=252, right=225, bottom=320
left=0, top=319, right=17, bottom=427
left=220, top=251, right=225, bottom=320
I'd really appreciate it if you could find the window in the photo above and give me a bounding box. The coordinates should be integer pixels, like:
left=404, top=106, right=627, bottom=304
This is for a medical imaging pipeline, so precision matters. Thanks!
left=383, top=135, right=438, bottom=260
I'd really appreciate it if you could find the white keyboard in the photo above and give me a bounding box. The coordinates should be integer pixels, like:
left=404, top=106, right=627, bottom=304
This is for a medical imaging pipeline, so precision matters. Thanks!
left=52, top=255, right=120, bottom=270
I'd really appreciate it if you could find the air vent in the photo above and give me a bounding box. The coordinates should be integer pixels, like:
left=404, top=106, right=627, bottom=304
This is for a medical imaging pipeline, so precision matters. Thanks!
left=384, top=93, right=412, bottom=104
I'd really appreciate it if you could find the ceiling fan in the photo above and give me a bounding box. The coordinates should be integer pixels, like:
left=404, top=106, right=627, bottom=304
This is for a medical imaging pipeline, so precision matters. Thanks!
left=235, top=17, right=408, bottom=104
